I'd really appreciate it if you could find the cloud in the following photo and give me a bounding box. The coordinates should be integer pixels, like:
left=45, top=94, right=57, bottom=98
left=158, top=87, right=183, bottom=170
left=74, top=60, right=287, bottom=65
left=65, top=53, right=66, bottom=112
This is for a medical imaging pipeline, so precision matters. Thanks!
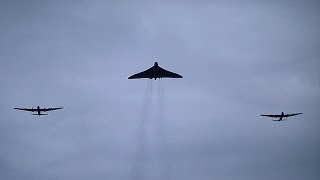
left=0, top=1, right=319, bottom=179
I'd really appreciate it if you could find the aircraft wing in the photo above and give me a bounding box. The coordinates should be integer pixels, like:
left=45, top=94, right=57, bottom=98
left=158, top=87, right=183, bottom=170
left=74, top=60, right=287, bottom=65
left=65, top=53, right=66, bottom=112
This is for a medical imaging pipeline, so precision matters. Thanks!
left=158, top=67, right=183, bottom=78
left=128, top=66, right=183, bottom=79
left=260, top=114, right=280, bottom=118
left=285, top=113, right=303, bottom=117
left=128, top=67, right=154, bottom=79
left=41, top=107, right=64, bottom=112
left=14, top=108, right=36, bottom=112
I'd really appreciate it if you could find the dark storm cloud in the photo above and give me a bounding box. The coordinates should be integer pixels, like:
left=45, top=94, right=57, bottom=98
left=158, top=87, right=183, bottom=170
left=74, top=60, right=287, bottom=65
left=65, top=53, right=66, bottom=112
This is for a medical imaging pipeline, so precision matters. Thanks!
left=0, top=0, right=319, bottom=179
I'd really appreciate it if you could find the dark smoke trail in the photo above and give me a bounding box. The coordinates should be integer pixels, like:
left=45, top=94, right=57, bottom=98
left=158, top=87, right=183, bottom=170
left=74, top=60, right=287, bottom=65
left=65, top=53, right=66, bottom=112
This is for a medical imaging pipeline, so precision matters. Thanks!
left=131, top=80, right=153, bottom=180
left=156, top=80, right=172, bottom=180
left=131, top=80, right=172, bottom=180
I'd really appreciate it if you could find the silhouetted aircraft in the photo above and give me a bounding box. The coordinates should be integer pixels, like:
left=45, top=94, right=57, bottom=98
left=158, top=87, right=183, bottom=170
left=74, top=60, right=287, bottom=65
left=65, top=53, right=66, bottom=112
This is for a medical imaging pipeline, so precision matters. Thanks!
left=260, top=112, right=302, bottom=121
left=128, top=62, right=183, bottom=80
left=14, top=106, right=63, bottom=116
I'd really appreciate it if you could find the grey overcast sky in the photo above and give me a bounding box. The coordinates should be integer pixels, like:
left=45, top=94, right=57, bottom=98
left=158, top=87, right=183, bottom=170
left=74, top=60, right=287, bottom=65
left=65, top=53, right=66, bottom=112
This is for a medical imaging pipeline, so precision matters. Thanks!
left=1, top=0, right=319, bottom=179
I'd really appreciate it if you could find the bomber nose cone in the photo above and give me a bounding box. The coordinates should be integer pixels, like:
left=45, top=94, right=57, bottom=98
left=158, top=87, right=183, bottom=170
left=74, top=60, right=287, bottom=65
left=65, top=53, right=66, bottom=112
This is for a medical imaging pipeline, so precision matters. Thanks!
left=154, top=62, right=158, bottom=66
